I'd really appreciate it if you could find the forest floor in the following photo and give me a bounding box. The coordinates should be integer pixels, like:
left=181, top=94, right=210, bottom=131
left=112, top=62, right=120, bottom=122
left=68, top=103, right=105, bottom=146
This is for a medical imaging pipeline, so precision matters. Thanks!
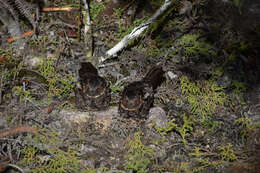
left=0, top=0, right=260, bottom=172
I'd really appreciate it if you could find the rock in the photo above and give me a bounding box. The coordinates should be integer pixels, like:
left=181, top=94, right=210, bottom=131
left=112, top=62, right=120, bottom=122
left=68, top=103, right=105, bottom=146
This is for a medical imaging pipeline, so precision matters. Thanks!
left=167, top=71, right=177, bottom=80
left=24, top=56, right=44, bottom=69
left=149, top=144, right=167, bottom=161
left=60, top=106, right=117, bottom=128
left=145, top=107, right=167, bottom=129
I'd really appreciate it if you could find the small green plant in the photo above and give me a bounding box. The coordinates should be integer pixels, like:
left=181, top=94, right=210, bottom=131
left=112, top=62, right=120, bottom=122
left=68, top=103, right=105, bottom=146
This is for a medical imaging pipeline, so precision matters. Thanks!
left=190, top=147, right=220, bottom=172
left=232, top=80, right=246, bottom=94
left=20, top=129, right=89, bottom=173
left=124, top=132, right=154, bottom=173
left=13, top=86, right=35, bottom=103
left=235, top=117, right=260, bottom=144
left=147, top=45, right=162, bottom=56
left=180, top=76, right=227, bottom=121
left=0, top=48, right=15, bottom=62
left=173, top=162, right=193, bottom=173
left=28, top=36, right=49, bottom=47
left=113, top=8, right=124, bottom=33
left=109, top=85, right=123, bottom=92
left=155, top=114, right=194, bottom=145
left=202, top=120, right=220, bottom=133
left=154, top=120, right=178, bottom=137
left=90, top=1, right=105, bottom=21
left=177, top=34, right=216, bottom=57
left=218, top=143, right=237, bottom=162
left=213, top=67, right=224, bottom=78
left=190, top=144, right=237, bottom=173
left=192, top=158, right=221, bottom=173
left=39, top=58, right=75, bottom=98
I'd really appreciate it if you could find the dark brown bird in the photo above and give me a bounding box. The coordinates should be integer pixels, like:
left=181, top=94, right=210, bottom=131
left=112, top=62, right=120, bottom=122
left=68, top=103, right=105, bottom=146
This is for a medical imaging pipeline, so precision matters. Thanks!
left=74, top=62, right=111, bottom=110
left=119, top=66, right=164, bottom=119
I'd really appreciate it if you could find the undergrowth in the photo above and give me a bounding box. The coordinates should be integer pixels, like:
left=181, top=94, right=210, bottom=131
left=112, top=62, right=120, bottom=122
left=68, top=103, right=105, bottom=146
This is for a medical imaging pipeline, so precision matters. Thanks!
left=124, top=132, right=154, bottom=173
left=39, top=58, right=75, bottom=98
left=19, top=128, right=93, bottom=173
left=180, top=76, right=227, bottom=121
left=190, top=143, right=237, bottom=173
left=235, top=117, right=260, bottom=144
left=90, top=1, right=105, bottom=22
left=155, top=114, right=194, bottom=145
left=178, top=34, right=216, bottom=58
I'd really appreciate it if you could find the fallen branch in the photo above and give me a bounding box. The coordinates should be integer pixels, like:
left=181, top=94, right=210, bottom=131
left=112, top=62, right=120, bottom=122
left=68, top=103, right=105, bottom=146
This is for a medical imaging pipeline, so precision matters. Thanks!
left=42, top=7, right=75, bottom=12
left=0, top=125, right=39, bottom=138
left=8, top=30, right=34, bottom=43
left=100, top=0, right=174, bottom=63
left=81, top=0, right=93, bottom=56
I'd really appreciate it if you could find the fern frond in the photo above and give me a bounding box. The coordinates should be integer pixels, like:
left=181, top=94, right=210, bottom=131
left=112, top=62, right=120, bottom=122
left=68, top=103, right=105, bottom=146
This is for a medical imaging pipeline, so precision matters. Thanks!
left=14, top=0, right=36, bottom=28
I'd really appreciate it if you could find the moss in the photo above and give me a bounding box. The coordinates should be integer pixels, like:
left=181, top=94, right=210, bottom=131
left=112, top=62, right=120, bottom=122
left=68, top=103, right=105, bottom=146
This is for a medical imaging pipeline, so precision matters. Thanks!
left=154, top=120, right=178, bottom=137
left=146, top=45, right=162, bottom=56
left=113, top=8, right=124, bottom=34
left=177, top=34, right=216, bottom=57
left=189, top=143, right=238, bottom=172
left=90, top=1, right=105, bottom=22
left=218, top=143, right=238, bottom=162
left=124, top=132, right=154, bottom=173
left=155, top=114, right=194, bottom=145
left=13, top=86, right=35, bottom=103
left=109, top=85, right=123, bottom=93
left=213, top=67, right=224, bottom=78
left=232, top=80, right=246, bottom=94
left=192, top=158, right=222, bottom=173
left=180, top=76, right=227, bottom=121
left=174, top=162, right=193, bottom=173
left=0, top=48, right=16, bottom=62
left=0, top=48, right=22, bottom=79
left=39, top=58, right=75, bottom=98
left=189, top=144, right=237, bottom=173
left=202, top=120, right=220, bottom=133
left=235, top=117, right=260, bottom=144
left=20, top=128, right=90, bottom=173
left=28, top=36, right=49, bottom=48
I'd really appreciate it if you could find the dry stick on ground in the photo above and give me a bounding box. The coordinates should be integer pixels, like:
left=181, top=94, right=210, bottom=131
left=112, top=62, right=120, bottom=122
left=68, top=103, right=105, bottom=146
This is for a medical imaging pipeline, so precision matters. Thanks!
left=100, top=0, right=174, bottom=63
left=7, top=6, right=77, bottom=43
left=8, top=30, right=34, bottom=43
left=0, top=125, right=39, bottom=138
left=42, top=7, right=75, bottom=12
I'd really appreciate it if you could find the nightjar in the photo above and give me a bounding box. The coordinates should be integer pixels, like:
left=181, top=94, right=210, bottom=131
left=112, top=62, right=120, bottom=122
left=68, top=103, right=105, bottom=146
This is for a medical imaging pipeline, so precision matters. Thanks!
left=119, top=66, right=164, bottom=118
left=74, top=62, right=111, bottom=110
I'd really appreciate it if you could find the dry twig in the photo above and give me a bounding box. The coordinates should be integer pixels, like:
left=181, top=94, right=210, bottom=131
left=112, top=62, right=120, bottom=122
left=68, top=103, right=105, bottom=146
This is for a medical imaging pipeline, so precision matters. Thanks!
left=42, top=7, right=75, bottom=12
left=81, top=0, right=93, bottom=56
left=8, top=30, right=34, bottom=43
left=0, top=125, right=39, bottom=138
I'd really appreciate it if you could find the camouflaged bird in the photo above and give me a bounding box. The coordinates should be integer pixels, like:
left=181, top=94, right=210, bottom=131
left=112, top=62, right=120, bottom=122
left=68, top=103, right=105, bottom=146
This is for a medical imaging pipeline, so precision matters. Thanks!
left=119, top=66, right=164, bottom=119
left=74, top=62, right=111, bottom=110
